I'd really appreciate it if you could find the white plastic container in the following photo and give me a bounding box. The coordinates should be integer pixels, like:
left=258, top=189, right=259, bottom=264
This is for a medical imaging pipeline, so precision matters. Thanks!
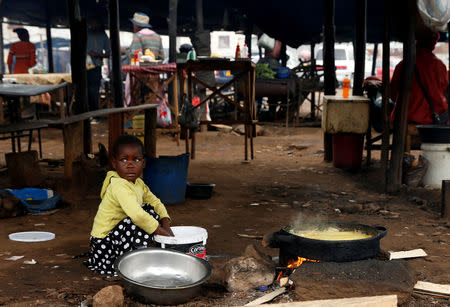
left=154, top=226, right=208, bottom=259
left=421, top=143, right=450, bottom=188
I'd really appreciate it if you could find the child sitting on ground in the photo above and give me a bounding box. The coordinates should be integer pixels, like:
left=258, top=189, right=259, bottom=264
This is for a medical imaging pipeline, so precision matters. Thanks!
left=85, top=135, right=173, bottom=275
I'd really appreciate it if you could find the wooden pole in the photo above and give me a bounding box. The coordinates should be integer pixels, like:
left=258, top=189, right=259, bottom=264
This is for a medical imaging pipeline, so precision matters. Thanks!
left=388, top=1, right=416, bottom=192
left=168, top=0, right=178, bottom=110
left=381, top=0, right=391, bottom=190
left=323, top=0, right=336, bottom=162
left=46, top=0, right=54, bottom=73
left=196, top=0, right=204, bottom=32
left=353, top=0, right=366, bottom=96
left=68, top=0, right=88, bottom=114
left=245, top=23, right=252, bottom=59
left=310, top=43, right=316, bottom=119
left=280, top=43, right=287, bottom=67
left=447, top=22, right=450, bottom=121
left=442, top=180, right=450, bottom=219
left=371, top=43, right=378, bottom=76
left=169, top=0, right=178, bottom=63
left=145, top=108, right=157, bottom=158
left=0, top=17, right=4, bottom=75
left=108, top=0, right=123, bottom=108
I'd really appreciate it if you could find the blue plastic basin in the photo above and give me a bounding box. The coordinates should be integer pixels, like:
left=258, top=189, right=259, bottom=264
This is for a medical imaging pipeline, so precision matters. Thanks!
left=143, top=153, right=190, bottom=205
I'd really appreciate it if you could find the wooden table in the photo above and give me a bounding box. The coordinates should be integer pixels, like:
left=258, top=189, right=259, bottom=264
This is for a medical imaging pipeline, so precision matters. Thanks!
left=4, top=73, right=72, bottom=85
left=0, top=82, right=69, bottom=123
left=177, top=59, right=257, bottom=160
left=46, top=104, right=158, bottom=178
left=123, top=63, right=180, bottom=144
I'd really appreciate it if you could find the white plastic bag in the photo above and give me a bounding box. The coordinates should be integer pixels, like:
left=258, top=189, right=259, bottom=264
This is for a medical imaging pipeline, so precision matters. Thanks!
left=417, top=0, right=450, bottom=31
left=157, top=100, right=172, bottom=128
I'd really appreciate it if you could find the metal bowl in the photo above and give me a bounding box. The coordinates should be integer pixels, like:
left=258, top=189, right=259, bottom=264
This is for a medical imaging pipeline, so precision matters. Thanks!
left=114, top=248, right=211, bottom=305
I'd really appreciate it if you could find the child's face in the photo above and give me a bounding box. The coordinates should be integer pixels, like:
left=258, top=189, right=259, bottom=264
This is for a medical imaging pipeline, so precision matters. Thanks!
left=112, top=144, right=146, bottom=182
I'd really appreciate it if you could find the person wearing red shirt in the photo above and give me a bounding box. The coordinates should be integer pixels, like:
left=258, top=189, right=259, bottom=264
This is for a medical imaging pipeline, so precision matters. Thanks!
left=7, top=28, right=36, bottom=74
left=390, top=32, right=448, bottom=125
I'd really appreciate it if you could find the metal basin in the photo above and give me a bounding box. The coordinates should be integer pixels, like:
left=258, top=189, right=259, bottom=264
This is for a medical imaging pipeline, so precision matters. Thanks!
left=114, top=248, right=211, bottom=305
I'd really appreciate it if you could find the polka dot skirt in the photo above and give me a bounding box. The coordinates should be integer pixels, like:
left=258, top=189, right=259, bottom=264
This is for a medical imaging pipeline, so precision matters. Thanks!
left=84, top=204, right=160, bottom=275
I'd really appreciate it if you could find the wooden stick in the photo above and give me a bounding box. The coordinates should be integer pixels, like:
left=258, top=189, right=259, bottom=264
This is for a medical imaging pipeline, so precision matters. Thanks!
left=237, top=234, right=263, bottom=239
left=242, top=295, right=397, bottom=307
left=442, top=180, right=450, bottom=219
left=245, top=288, right=286, bottom=306
left=414, top=281, right=450, bottom=296
left=389, top=249, right=427, bottom=260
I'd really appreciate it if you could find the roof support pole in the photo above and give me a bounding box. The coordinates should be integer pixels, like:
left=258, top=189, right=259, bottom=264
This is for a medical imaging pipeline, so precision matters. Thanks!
left=371, top=43, right=378, bottom=76
left=245, top=23, right=252, bottom=59
left=0, top=17, right=4, bottom=75
left=196, top=0, right=204, bottom=32
left=310, top=43, right=316, bottom=119
left=388, top=1, right=416, bottom=192
left=168, top=0, right=178, bottom=63
left=46, top=0, right=54, bottom=73
left=108, top=0, right=123, bottom=108
left=323, top=0, right=336, bottom=162
left=448, top=22, right=450, bottom=114
left=168, top=0, right=178, bottom=108
left=353, top=0, right=366, bottom=96
left=67, top=0, right=88, bottom=114
left=381, top=0, right=391, bottom=191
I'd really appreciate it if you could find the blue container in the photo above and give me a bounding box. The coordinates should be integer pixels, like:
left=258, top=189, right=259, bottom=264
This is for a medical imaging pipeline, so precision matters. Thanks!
left=276, top=67, right=291, bottom=79
left=2, top=188, right=61, bottom=213
left=143, top=153, right=190, bottom=204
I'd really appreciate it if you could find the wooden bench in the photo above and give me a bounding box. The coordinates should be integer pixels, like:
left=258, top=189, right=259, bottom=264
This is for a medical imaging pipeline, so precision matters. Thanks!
left=0, top=121, right=48, bottom=158
left=45, top=104, right=158, bottom=178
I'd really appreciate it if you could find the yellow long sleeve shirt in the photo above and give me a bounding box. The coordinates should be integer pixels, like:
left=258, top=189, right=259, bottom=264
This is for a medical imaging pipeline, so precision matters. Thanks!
left=90, top=171, right=170, bottom=238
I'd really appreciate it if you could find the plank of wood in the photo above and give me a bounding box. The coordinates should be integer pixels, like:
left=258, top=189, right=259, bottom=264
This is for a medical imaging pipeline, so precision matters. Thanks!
left=245, top=288, right=286, bottom=306
left=237, top=234, right=264, bottom=239
left=241, top=295, right=397, bottom=307
left=389, top=249, right=427, bottom=260
left=414, top=281, right=450, bottom=296
left=442, top=180, right=450, bottom=219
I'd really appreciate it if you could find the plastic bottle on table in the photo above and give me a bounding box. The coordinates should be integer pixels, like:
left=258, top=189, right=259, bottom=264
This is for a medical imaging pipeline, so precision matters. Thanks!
left=342, top=75, right=350, bottom=98
left=242, top=43, right=249, bottom=58
left=138, top=49, right=143, bottom=61
left=235, top=44, right=241, bottom=59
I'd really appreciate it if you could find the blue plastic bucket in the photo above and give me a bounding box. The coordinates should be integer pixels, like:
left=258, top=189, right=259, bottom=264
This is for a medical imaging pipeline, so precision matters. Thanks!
left=143, top=153, right=189, bottom=204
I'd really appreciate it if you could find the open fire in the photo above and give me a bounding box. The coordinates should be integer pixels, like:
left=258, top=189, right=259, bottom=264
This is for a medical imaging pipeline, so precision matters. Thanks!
left=287, top=257, right=320, bottom=269
left=276, top=257, right=320, bottom=282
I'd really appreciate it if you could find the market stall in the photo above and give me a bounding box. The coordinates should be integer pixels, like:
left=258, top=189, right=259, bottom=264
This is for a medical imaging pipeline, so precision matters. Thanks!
left=177, top=59, right=257, bottom=160
left=122, top=63, right=180, bottom=144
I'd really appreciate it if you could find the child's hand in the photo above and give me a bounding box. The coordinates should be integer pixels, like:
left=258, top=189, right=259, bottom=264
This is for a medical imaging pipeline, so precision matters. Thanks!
left=154, top=226, right=173, bottom=236
left=160, top=218, right=174, bottom=236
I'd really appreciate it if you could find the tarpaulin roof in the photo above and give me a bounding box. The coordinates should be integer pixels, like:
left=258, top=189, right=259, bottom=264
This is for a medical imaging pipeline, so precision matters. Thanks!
left=0, top=0, right=412, bottom=46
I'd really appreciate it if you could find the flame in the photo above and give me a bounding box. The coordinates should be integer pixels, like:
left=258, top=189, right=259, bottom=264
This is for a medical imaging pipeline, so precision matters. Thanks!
left=286, top=257, right=319, bottom=269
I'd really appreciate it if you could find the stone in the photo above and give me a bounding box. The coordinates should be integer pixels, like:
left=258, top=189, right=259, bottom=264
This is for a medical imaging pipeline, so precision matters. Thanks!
left=93, top=285, right=124, bottom=307
left=221, top=256, right=275, bottom=292
left=232, top=124, right=264, bottom=136
left=243, top=244, right=275, bottom=268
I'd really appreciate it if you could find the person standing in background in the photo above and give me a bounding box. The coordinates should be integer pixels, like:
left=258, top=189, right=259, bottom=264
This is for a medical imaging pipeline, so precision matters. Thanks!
left=127, top=12, right=164, bottom=61
left=86, top=16, right=110, bottom=115
left=7, top=28, right=36, bottom=74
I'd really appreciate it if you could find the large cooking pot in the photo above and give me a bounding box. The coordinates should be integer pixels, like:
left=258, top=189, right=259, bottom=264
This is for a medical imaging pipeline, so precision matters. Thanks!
left=114, top=248, right=211, bottom=305
left=272, top=221, right=387, bottom=263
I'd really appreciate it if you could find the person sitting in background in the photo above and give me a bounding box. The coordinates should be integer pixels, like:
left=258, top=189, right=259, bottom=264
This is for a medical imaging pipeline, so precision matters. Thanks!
left=7, top=28, right=36, bottom=74
left=390, top=32, right=448, bottom=125
left=126, top=12, right=164, bottom=61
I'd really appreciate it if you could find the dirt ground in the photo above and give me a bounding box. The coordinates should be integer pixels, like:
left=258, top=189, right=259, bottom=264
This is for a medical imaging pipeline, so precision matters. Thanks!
left=0, top=121, right=449, bottom=306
